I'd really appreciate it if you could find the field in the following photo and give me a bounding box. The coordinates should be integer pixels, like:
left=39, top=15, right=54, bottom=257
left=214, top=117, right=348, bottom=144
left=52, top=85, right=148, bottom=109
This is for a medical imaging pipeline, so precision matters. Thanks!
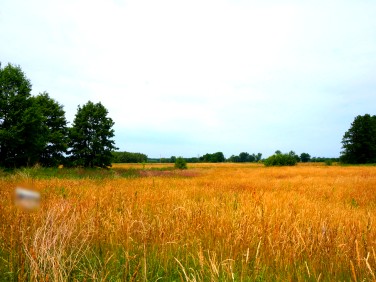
left=1, top=163, right=376, bottom=281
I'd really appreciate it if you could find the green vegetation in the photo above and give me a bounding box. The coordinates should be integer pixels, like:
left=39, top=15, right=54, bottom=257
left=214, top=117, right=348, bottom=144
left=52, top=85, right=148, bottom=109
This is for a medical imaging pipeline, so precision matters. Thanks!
left=112, top=151, right=148, bottom=163
left=341, top=114, right=376, bottom=164
left=0, top=63, right=42, bottom=167
left=0, top=63, right=116, bottom=168
left=300, top=152, right=311, bottom=162
left=325, top=159, right=333, bottom=166
left=174, top=157, right=187, bottom=169
left=68, top=101, right=117, bottom=168
left=200, top=152, right=225, bottom=162
left=33, top=92, right=69, bottom=167
left=228, top=152, right=262, bottom=162
left=264, top=151, right=298, bottom=167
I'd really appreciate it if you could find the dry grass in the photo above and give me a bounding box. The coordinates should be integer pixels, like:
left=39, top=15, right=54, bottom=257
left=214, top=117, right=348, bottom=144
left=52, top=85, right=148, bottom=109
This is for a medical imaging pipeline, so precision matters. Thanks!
left=1, top=163, right=376, bottom=281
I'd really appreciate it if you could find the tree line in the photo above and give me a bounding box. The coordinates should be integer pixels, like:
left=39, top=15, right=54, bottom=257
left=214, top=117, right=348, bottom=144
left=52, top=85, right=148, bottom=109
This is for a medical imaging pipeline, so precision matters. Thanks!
left=112, top=151, right=148, bottom=163
left=0, top=63, right=117, bottom=168
left=147, top=151, right=337, bottom=164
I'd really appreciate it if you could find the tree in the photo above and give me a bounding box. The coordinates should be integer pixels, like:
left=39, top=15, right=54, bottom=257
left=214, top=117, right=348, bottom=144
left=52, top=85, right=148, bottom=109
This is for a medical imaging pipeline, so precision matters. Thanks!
left=255, top=153, right=262, bottom=162
left=19, top=101, right=47, bottom=167
left=264, top=152, right=297, bottom=167
left=341, top=114, right=376, bottom=164
left=175, top=157, right=187, bottom=169
left=32, top=92, right=69, bottom=166
left=69, top=101, right=117, bottom=168
left=0, top=63, right=44, bottom=167
left=228, top=155, right=240, bottom=162
left=289, top=151, right=300, bottom=162
left=300, top=153, right=311, bottom=163
left=112, top=151, right=147, bottom=163
left=239, top=152, right=250, bottom=162
left=213, top=152, right=225, bottom=162
left=200, top=152, right=225, bottom=163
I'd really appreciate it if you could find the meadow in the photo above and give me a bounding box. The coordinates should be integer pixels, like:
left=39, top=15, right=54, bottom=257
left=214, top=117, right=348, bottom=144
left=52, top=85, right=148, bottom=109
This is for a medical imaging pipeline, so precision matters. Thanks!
left=1, top=163, right=376, bottom=281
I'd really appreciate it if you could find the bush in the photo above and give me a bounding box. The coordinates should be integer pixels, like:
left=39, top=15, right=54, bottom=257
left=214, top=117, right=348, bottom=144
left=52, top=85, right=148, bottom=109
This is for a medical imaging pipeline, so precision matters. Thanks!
left=175, top=157, right=187, bottom=170
left=264, top=153, right=297, bottom=167
left=325, top=159, right=333, bottom=166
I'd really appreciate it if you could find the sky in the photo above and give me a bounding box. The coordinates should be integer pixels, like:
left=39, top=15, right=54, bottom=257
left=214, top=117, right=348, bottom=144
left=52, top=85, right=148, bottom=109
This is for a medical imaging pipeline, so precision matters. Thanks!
left=1, top=0, right=376, bottom=158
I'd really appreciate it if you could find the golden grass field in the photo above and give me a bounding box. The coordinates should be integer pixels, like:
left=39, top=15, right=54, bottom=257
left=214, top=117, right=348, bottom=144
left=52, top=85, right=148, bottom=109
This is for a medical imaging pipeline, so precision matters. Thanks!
left=1, top=163, right=376, bottom=281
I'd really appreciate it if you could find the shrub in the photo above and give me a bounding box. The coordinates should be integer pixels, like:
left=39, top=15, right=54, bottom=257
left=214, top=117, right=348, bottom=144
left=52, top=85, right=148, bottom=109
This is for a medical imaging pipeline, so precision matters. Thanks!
left=325, top=159, right=333, bottom=166
left=264, top=153, right=297, bottom=167
left=175, top=157, right=187, bottom=170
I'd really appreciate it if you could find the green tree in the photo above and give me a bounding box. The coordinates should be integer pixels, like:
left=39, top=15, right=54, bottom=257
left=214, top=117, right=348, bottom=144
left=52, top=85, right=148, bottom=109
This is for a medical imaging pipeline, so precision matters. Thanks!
left=69, top=101, right=117, bottom=168
left=228, top=155, right=240, bottom=162
left=32, top=92, right=68, bottom=166
left=289, top=151, right=300, bottom=162
left=112, top=151, right=147, bottom=163
left=200, top=152, right=225, bottom=163
left=19, top=102, right=47, bottom=167
left=341, top=114, right=376, bottom=164
left=239, top=152, right=250, bottom=162
left=175, top=157, right=187, bottom=169
left=0, top=63, right=45, bottom=167
left=300, top=153, right=311, bottom=163
left=264, top=152, right=297, bottom=167
left=255, top=153, right=262, bottom=162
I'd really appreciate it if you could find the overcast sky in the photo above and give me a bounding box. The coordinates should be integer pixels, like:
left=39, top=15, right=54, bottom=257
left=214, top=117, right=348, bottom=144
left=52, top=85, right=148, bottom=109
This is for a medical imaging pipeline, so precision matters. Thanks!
left=1, top=0, right=375, bottom=158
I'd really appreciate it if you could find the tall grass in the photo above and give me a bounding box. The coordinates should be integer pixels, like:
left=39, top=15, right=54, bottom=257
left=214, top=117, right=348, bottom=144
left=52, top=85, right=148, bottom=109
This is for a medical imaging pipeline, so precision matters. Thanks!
left=0, top=164, right=376, bottom=280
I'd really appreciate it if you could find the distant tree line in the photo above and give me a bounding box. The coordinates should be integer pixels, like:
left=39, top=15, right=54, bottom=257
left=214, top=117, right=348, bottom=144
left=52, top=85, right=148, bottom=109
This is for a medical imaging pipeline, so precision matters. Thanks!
left=0, top=63, right=117, bottom=168
left=311, top=157, right=339, bottom=162
left=150, top=114, right=376, bottom=166
left=112, top=151, right=147, bottom=163
left=147, top=151, right=338, bottom=165
left=200, top=152, right=225, bottom=162
left=228, top=152, right=262, bottom=162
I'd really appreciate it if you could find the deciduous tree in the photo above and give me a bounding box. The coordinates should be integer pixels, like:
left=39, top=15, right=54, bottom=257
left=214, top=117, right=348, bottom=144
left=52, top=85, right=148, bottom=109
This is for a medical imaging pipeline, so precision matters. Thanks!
left=341, top=114, right=376, bottom=164
left=0, top=63, right=44, bottom=167
left=32, top=92, right=68, bottom=166
left=69, top=101, right=117, bottom=168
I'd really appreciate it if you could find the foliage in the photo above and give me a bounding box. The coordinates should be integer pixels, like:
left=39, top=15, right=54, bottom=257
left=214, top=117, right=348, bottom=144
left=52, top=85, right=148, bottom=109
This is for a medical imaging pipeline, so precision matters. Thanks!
left=112, top=151, right=147, bottom=163
left=228, top=152, right=262, bottom=163
left=32, top=92, right=69, bottom=166
left=325, top=159, right=333, bottom=166
left=159, top=156, right=200, bottom=163
left=300, top=152, right=311, bottom=163
left=311, top=157, right=339, bottom=163
left=264, top=152, right=298, bottom=166
left=288, top=151, right=301, bottom=163
left=174, top=157, right=187, bottom=169
left=200, top=152, right=225, bottom=163
left=0, top=63, right=46, bottom=167
left=160, top=156, right=177, bottom=163
left=0, top=64, right=70, bottom=168
left=69, top=101, right=117, bottom=168
left=341, top=114, right=376, bottom=164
